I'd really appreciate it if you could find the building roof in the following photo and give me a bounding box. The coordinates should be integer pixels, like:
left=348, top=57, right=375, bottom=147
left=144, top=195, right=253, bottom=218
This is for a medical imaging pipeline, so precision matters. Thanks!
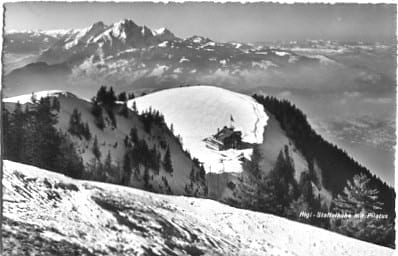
left=215, top=126, right=241, bottom=141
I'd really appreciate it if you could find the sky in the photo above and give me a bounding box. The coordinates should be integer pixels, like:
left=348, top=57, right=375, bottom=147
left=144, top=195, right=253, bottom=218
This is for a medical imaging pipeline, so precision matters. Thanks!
left=4, top=2, right=396, bottom=43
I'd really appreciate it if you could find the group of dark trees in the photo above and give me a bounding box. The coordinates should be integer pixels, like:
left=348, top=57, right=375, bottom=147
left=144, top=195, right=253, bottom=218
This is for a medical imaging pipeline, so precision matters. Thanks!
left=245, top=145, right=326, bottom=227
left=3, top=87, right=207, bottom=199
left=91, top=86, right=137, bottom=129
left=139, top=107, right=167, bottom=134
left=254, top=148, right=298, bottom=216
left=87, top=86, right=205, bottom=193
left=185, top=159, right=207, bottom=196
left=86, top=144, right=121, bottom=184
left=91, top=99, right=106, bottom=129
left=190, top=157, right=206, bottom=182
left=163, top=147, right=173, bottom=174
left=253, top=95, right=395, bottom=248
left=68, top=108, right=91, bottom=140
left=2, top=96, right=84, bottom=179
left=120, top=109, right=208, bottom=195
left=91, top=86, right=118, bottom=129
left=117, top=91, right=135, bottom=118
left=253, top=95, right=394, bottom=213
left=117, top=91, right=135, bottom=102
left=121, top=126, right=172, bottom=189
left=92, top=136, right=101, bottom=160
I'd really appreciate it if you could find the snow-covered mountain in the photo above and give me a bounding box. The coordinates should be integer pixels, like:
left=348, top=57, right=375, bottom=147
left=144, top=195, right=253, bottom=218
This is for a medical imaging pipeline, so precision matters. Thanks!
left=3, top=18, right=328, bottom=98
left=4, top=19, right=394, bottom=100
left=37, top=19, right=178, bottom=65
left=3, top=160, right=394, bottom=256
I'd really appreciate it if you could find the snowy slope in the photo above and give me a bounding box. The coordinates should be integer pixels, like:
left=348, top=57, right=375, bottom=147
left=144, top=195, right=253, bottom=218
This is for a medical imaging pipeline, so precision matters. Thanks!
left=130, top=85, right=269, bottom=174
left=3, top=160, right=394, bottom=256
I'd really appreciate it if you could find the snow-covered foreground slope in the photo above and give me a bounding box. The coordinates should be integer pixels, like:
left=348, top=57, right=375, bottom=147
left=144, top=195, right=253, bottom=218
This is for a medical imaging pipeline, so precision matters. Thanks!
left=3, top=160, right=394, bottom=256
left=130, top=86, right=268, bottom=173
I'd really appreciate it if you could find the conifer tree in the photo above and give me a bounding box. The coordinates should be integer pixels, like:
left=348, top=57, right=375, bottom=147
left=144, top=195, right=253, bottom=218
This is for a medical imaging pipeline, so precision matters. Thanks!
left=117, top=92, right=127, bottom=102
left=128, top=92, right=135, bottom=100
left=124, top=135, right=130, bottom=148
left=131, top=101, right=137, bottom=113
left=31, top=97, right=60, bottom=171
left=92, top=136, right=101, bottom=160
left=56, top=133, right=85, bottom=179
left=199, top=164, right=206, bottom=181
left=2, top=107, right=11, bottom=158
left=248, top=144, right=261, bottom=178
left=96, top=86, right=107, bottom=104
left=30, top=92, right=37, bottom=104
left=119, top=102, right=129, bottom=118
left=121, top=153, right=131, bottom=185
left=107, top=87, right=117, bottom=107
left=52, top=97, right=60, bottom=112
left=129, top=127, right=139, bottom=144
left=190, top=166, right=195, bottom=182
left=91, top=99, right=105, bottom=130
left=333, top=173, right=383, bottom=213
left=83, top=123, right=91, bottom=140
left=163, top=146, right=173, bottom=174
left=331, top=173, right=394, bottom=246
left=3, top=97, right=85, bottom=180
left=8, top=102, right=25, bottom=161
left=255, top=150, right=296, bottom=215
left=69, top=108, right=83, bottom=138
left=143, top=167, right=150, bottom=189
left=104, top=151, right=113, bottom=171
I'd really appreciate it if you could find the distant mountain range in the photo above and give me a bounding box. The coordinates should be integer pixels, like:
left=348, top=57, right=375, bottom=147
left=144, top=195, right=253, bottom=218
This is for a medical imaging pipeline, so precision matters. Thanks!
left=6, top=18, right=394, bottom=98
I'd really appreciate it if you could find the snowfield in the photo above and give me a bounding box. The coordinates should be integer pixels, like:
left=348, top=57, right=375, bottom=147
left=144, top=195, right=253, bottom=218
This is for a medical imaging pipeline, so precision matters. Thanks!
left=3, top=160, right=394, bottom=256
left=130, top=85, right=269, bottom=173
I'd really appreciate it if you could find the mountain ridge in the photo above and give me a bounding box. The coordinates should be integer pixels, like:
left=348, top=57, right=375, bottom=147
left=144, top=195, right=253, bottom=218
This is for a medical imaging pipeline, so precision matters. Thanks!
left=3, top=18, right=327, bottom=98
